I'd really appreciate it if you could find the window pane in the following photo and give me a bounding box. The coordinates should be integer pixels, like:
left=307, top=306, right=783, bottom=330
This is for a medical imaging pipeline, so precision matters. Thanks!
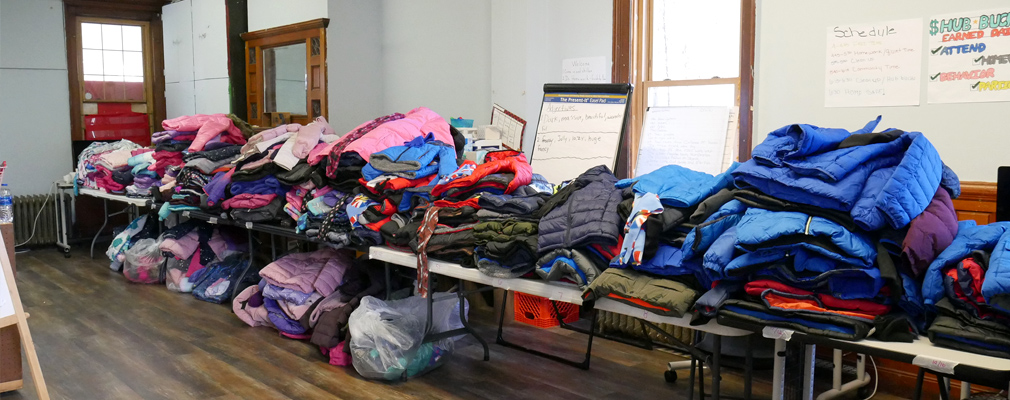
left=123, top=51, right=144, bottom=77
left=103, top=50, right=124, bottom=76
left=103, top=75, right=125, bottom=82
left=82, top=49, right=104, bottom=75
left=122, top=25, right=142, bottom=51
left=83, top=74, right=104, bottom=82
left=652, top=0, right=741, bottom=80
left=648, top=84, right=736, bottom=107
left=124, top=75, right=144, bottom=83
left=81, top=23, right=103, bottom=49
left=101, top=24, right=123, bottom=50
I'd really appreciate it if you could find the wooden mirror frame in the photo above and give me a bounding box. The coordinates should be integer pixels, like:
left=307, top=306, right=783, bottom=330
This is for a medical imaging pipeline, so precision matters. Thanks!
left=241, top=18, right=328, bottom=127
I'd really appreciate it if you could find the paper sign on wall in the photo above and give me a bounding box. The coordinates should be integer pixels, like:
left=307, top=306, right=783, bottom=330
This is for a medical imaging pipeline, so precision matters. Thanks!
left=825, top=18, right=923, bottom=107
left=561, top=57, right=610, bottom=83
left=927, top=8, right=1010, bottom=104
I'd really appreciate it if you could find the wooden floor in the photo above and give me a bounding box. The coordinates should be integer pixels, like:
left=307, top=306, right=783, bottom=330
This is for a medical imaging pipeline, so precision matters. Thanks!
left=1, top=248, right=903, bottom=400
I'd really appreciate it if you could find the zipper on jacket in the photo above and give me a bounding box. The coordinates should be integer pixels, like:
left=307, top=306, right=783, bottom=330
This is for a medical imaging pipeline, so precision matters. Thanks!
left=564, top=192, right=575, bottom=246
left=804, top=216, right=813, bottom=235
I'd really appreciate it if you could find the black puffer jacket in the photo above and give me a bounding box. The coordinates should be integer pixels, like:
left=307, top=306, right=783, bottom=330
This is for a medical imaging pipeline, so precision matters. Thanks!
left=537, top=165, right=623, bottom=254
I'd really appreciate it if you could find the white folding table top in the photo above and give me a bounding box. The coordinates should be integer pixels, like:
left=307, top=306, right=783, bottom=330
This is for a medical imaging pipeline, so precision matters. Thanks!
left=78, top=188, right=152, bottom=207
left=842, top=336, right=1010, bottom=372
left=368, top=246, right=750, bottom=337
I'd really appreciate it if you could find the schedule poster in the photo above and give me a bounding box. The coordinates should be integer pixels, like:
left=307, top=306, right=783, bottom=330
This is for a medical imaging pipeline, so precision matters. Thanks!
left=928, top=8, right=1010, bottom=103
left=825, top=18, right=923, bottom=107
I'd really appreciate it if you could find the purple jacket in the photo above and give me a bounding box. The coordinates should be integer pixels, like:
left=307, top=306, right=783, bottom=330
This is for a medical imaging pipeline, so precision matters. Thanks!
left=902, top=188, right=958, bottom=279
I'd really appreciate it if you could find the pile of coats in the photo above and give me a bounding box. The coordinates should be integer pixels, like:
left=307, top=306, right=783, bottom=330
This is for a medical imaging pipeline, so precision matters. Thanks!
left=922, top=221, right=1010, bottom=357
left=158, top=220, right=248, bottom=295
left=232, top=247, right=387, bottom=367
left=692, top=117, right=961, bottom=342
left=76, top=139, right=152, bottom=196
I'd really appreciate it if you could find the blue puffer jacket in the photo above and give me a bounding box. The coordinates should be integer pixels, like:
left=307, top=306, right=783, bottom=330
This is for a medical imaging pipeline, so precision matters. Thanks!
left=734, top=208, right=876, bottom=267
left=736, top=118, right=943, bottom=231
left=981, top=227, right=1010, bottom=313
left=681, top=199, right=747, bottom=260
left=634, top=245, right=709, bottom=288
left=616, top=163, right=738, bottom=208
left=922, top=221, right=1010, bottom=307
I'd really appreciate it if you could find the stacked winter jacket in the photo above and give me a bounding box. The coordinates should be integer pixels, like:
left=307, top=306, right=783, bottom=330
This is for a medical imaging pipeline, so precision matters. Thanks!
left=232, top=247, right=355, bottom=336
left=473, top=184, right=552, bottom=278
left=696, top=117, right=961, bottom=341
left=608, top=164, right=739, bottom=289
left=921, top=221, right=1010, bottom=356
left=535, top=165, right=625, bottom=287
left=159, top=221, right=247, bottom=293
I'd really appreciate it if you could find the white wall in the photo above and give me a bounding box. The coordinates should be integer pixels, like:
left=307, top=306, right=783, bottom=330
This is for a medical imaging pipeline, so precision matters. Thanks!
left=327, top=0, right=384, bottom=134
left=380, top=0, right=492, bottom=127
left=248, top=0, right=327, bottom=32
left=0, top=0, right=72, bottom=195
left=491, top=0, right=612, bottom=154
left=754, top=0, right=1010, bottom=182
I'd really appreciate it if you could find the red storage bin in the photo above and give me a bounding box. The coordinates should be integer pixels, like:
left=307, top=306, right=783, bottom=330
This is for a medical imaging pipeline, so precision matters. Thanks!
left=84, top=106, right=150, bottom=146
left=513, top=291, right=579, bottom=328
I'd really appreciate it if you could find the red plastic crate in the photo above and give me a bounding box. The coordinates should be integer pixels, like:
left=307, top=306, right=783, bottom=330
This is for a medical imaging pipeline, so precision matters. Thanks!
left=84, top=112, right=151, bottom=146
left=513, top=291, right=579, bottom=328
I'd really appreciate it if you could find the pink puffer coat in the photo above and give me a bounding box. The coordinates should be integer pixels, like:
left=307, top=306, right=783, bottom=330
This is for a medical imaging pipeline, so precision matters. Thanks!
left=259, top=247, right=354, bottom=294
left=307, top=107, right=452, bottom=165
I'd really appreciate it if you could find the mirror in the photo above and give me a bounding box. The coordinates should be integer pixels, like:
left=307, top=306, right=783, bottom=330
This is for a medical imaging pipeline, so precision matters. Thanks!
left=263, top=43, right=307, bottom=114
left=242, top=18, right=328, bottom=127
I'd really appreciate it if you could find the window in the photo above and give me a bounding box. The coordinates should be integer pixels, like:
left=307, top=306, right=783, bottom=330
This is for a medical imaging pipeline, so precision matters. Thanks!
left=622, top=0, right=755, bottom=166
left=80, top=22, right=147, bottom=101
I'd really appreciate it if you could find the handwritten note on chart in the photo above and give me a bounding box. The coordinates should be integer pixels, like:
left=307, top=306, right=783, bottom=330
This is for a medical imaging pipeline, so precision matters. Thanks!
left=825, top=18, right=923, bottom=107
left=561, top=57, right=611, bottom=83
left=635, top=106, right=730, bottom=177
left=531, top=93, right=628, bottom=184
left=0, top=254, right=12, bottom=319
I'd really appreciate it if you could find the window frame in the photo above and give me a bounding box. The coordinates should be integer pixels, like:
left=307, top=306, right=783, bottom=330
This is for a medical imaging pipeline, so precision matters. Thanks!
left=615, top=0, right=756, bottom=169
left=75, top=17, right=153, bottom=104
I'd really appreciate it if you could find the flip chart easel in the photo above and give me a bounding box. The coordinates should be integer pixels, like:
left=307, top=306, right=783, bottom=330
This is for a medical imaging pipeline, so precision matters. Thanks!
left=0, top=233, right=49, bottom=399
left=529, top=83, right=633, bottom=184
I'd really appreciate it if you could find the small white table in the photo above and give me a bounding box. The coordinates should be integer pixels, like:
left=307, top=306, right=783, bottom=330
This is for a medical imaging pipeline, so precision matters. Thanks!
left=76, top=188, right=154, bottom=258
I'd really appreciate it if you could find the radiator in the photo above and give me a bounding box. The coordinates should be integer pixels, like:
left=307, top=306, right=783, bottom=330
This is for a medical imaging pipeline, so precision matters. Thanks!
left=13, top=194, right=67, bottom=246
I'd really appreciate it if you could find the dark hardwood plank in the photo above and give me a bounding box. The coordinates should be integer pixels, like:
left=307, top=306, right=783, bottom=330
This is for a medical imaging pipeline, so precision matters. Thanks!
left=2, top=248, right=911, bottom=400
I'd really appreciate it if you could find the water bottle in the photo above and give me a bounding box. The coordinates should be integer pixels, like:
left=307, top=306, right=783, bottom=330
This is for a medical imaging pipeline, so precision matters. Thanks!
left=0, top=184, right=13, bottom=224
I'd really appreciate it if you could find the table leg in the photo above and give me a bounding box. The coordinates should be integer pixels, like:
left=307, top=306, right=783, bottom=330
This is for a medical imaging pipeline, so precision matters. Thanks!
left=771, top=338, right=786, bottom=400
left=913, top=368, right=925, bottom=400
left=960, top=382, right=970, bottom=400
left=744, top=334, right=754, bottom=400
left=90, top=199, right=108, bottom=259
left=689, top=355, right=697, bottom=400
left=230, top=229, right=255, bottom=302
left=712, top=335, right=722, bottom=400
left=802, top=344, right=815, bottom=400
left=456, top=279, right=489, bottom=361
left=938, top=375, right=950, bottom=400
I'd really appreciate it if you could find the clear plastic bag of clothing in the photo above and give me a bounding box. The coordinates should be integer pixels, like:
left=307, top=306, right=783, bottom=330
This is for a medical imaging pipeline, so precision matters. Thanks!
left=164, top=256, right=192, bottom=293
left=348, top=293, right=468, bottom=380
left=122, top=238, right=164, bottom=284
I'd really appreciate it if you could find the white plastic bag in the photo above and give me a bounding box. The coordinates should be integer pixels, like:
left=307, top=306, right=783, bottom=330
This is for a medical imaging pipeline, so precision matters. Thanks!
left=123, top=238, right=164, bottom=284
left=348, top=293, right=467, bottom=380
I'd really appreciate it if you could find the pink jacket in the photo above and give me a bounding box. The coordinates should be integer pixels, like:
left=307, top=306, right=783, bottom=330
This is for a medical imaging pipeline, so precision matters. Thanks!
left=241, top=123, right=301, bottom=155
left=293, top=117, right=335, bottom=159
left=162, top=114, right=247, bottom=152
left=159, top=231, right=230, bottom=261
left=222, top=194, right=277, bottom=210
left=259, top=248, right=353, bottom=293
left=307, top=107, right=452, bottom=165
left=233, top=285, right=273, bottom=328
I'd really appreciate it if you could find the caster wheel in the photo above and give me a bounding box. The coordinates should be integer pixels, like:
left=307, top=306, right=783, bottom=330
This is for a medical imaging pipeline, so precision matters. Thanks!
left=665, top=370, right=678, bottom=383
left=63, top=253, right=71, bottom=258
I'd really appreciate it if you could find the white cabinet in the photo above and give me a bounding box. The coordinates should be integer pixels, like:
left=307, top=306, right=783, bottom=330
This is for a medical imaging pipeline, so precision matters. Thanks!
left=194, top=78, right=231, bottom=115
left=162, top=0, right=230, bottom=115
left=162, top=0, right=194, bottom=84
left=165, top=82, right=196, bottom=118
left=191, top=0, right=229, bottom=81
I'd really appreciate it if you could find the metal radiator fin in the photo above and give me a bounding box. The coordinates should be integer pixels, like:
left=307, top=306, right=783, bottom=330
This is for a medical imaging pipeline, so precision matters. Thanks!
left=13, top=194, right=67, bottom=246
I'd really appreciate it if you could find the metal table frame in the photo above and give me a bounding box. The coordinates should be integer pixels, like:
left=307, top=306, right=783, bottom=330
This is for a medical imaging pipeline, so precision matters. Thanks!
left=76, top=188, right=153, bottom=259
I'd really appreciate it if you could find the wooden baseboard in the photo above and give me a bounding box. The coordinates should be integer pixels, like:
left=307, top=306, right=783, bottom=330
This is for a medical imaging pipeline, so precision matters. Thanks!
left=0, top=379, right=23, bottom=393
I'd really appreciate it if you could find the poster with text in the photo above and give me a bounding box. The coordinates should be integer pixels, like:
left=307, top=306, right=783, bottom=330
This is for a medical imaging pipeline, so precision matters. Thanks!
left=928, top=8, right=1010, bottom=103
left=825, top=18, right=923, bottom=107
